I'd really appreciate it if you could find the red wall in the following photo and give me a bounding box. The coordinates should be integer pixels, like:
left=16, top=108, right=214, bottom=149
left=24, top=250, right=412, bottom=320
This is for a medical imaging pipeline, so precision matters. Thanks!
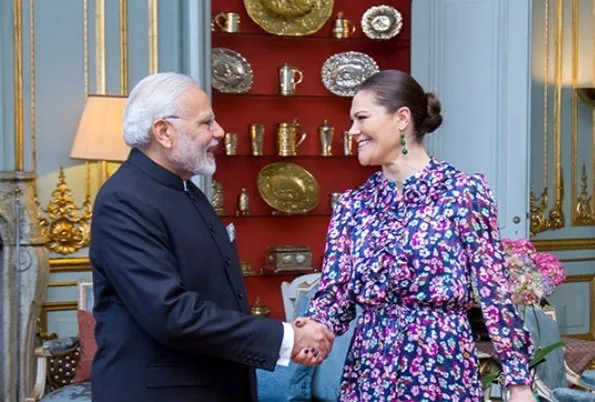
left=212, top=0, right=411, bottom=320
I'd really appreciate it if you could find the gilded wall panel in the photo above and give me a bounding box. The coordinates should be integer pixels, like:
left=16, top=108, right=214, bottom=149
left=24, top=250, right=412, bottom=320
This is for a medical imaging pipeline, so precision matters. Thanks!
left=530, top=0, right=595, bottom=240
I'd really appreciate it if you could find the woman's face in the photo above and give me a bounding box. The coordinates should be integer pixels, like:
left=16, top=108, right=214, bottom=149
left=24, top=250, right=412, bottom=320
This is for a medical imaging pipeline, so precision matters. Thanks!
left=348, top=90, right=404, bottom=166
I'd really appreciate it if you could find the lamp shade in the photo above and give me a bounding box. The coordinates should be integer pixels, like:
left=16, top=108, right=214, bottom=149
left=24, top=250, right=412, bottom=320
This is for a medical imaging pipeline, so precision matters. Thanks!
left=70, top=94, right=130, bottom=162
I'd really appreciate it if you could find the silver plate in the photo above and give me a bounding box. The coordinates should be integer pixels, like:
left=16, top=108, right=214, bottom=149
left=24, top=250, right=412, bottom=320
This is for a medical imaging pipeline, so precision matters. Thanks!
left=212, top=48, right=254, bottom=94
left=321, top=51, right=379, bottom=97
left=361, top=5, right=403, bottom=40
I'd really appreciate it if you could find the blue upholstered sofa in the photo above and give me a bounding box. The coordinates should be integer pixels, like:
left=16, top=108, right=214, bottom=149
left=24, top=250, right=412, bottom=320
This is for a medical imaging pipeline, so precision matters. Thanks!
left=256, top=289, right=595, bottom=402
left=29, top=285, right=595, bottom=402
left=256, top=286, right=359, bottom=401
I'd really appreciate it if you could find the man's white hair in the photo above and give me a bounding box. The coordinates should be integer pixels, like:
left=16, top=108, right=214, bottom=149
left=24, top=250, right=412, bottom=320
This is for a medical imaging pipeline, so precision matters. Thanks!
left=123, top=72, right=198, bottom=149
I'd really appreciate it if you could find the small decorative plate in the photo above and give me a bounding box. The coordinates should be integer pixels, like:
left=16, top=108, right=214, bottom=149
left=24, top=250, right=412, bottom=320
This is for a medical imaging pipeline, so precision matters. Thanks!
left=257, top=162, right=320, bottom=213
left=244, top=0, right=333, bottom=36
left=321, top=51, right=379, bottom=97
left=212, top=47, right=254, bottom=94
left=361, top=5, right=403, bottom=40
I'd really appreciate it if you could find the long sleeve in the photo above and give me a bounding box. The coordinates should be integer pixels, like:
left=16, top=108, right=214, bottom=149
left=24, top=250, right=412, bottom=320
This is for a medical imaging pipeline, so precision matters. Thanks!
left=306, top=192, right=356, bottom=335
left=463, top=174, right=533, bottom=386
left=90, top=190, right=284, bottom=370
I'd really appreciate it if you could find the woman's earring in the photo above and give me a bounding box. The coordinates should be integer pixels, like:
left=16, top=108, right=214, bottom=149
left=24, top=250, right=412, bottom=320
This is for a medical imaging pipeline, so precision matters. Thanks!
left=400, top=132, right=408, bottom=155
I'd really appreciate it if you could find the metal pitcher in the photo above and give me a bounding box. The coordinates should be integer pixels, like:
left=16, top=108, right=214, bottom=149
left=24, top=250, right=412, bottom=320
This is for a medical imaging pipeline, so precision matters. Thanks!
left=278, top=63, right=303, bottom=96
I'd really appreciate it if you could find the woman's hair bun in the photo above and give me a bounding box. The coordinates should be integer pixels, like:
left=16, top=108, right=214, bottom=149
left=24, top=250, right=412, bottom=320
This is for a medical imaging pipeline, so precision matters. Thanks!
left=421, top=92, right=443, bottom=134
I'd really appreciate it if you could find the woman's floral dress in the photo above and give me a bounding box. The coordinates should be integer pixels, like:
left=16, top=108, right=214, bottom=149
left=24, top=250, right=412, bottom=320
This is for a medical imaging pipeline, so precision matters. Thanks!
left=307, top=158, right=533, bottom=401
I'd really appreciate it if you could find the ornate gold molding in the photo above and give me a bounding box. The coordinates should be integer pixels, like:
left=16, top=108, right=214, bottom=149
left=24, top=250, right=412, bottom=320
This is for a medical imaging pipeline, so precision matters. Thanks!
left=120, top=0, right=128, bottom=94
left=39, top=168, right=92, bottom=255
left=575, top=164, right=595, bottom=225
left=39, top=301, right=78, bottom=337
left=13, top=0, right=24, bottom=170
left=530, top=188, right=550, bottom=236
left=564, top=274, right=595, bottom=340
left=84, top=0, right=88, bottom=97
left=30, top=0, right=36, bottom=176
left=148, top=0, right=158, bottom=73
left=530, top=175, right=565, bottom=237
left=552, top=0, right=564, bottom=226
left=533, top=238, right=595, bottom=251
left=592, top=0, right=595, bottom=220
left=48, top=281, right=79, bottom=288
left=49, top=257, right=91, bottom=272
left=560, top=257, right=595, bottom=263
left=95, top=0, right=106, bottom=94
left=530, top=0, right=566, bottom=236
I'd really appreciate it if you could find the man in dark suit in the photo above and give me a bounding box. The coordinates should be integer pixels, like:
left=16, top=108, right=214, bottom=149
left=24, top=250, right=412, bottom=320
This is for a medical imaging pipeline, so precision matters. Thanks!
left=89, top=72, right=333, bottom=402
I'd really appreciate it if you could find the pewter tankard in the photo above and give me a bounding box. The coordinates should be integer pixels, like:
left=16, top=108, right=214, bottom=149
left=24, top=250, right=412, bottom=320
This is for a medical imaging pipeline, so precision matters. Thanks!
left=278, top=63, right=303, bottom=96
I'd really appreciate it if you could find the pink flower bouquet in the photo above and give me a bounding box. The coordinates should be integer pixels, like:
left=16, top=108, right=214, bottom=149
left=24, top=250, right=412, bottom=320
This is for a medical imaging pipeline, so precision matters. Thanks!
left=501, top=238, right=566, bottom=305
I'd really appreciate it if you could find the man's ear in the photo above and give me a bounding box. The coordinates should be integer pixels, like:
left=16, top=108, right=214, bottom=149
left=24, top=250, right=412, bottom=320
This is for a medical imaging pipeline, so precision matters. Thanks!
left=152, top=119, right=173, bottom=149
left=395, top=106, right=412, bottom=131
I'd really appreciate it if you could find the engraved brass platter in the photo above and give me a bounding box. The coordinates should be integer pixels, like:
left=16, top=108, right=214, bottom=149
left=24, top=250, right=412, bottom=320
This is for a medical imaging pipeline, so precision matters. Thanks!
left=244, top=0, right=333, bottom=36
left=257, top=162, right=320, bottom=213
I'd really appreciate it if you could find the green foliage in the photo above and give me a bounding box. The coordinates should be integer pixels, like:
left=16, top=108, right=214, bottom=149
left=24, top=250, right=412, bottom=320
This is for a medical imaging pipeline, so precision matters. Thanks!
left=481, top=341, right=565, bottom=391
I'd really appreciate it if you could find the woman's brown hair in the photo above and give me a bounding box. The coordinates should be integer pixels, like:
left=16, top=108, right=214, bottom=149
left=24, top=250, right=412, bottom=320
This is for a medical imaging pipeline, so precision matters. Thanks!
left=357, top=70, right=443, bottom=140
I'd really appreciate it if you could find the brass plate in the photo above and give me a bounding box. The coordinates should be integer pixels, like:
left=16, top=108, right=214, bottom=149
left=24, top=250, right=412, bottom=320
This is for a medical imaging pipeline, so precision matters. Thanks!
left=257, top=162, right=320, bottom=213
left=244, top=0, right=333, bottom=36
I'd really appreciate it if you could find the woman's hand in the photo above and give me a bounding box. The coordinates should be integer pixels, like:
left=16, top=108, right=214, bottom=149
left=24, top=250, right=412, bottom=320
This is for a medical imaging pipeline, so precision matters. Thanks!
left=507, top=385, right=536, bottom=402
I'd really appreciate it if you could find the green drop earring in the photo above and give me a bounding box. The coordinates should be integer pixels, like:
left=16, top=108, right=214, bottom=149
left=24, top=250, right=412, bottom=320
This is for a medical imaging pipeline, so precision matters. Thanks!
left=400, top=132, right=408, bottom=155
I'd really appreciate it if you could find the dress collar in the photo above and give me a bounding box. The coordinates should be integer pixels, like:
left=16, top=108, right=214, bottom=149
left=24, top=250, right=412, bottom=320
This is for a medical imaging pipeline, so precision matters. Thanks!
left=362, top=158, right=457, bottom=209
left=126, top=148, right=188, bottom=191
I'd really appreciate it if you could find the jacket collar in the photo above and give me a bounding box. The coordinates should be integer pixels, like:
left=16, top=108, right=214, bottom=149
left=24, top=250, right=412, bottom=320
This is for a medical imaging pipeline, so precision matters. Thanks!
left=127, top=148, right=188, bottom=191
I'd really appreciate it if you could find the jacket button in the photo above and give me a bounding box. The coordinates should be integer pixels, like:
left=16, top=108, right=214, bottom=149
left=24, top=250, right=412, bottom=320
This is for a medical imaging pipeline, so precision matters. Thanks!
left=209, top=224, right=215, bottom=232
left=237, top=292, right=244, bottom=300
left=225, top=258, right=231, bottom=266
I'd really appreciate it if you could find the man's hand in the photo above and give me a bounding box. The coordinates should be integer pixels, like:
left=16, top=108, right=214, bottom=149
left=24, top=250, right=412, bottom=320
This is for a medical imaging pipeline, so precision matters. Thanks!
left=291, top=317, right=335, bottom=366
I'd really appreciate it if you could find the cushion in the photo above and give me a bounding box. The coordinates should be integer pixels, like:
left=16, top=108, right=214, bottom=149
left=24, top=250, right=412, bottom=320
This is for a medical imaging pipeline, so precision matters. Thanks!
left=72, top=310, right=97, bottom=383
left=580, top=370, right=595, bottom=389
left=41, top=382, right=91, bottom=402
left=523, top=305, right=567, bottom=389
left=552, top=387, right=595, bottom=402
left=311, top=307, right=359, bottom=402
left=289, top=286, right=361, bottom=402
left=286, top=287, right=318, bottom=399
left=256, top=364, right=307, bottom=401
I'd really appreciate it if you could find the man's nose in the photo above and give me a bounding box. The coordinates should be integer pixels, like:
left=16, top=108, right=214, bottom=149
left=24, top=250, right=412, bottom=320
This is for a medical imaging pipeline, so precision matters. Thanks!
left=213, top=121, right=224, bottom=138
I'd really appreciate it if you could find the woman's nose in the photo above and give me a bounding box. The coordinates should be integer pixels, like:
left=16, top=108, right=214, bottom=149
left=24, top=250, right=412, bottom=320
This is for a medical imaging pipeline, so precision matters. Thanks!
left=347, top=122, right=359, bottom=136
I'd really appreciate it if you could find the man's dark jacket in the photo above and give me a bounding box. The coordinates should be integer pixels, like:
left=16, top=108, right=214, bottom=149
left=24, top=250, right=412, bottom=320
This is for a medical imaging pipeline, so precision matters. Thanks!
left=90, top=149, right=283, bottom=402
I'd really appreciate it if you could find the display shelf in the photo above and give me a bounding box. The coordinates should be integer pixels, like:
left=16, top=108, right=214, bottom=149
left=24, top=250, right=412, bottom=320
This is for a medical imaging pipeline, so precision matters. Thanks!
left=243, top=268, right=320, bottom=277
left=211, top=0, right=411, bottom=318
left=215, top=153, right=357, bottom=158
left=213, top=30, right=410, bottom=46
left=220, top=212, right=331, bottom=218
left=213, top=92, right=347, bottom=100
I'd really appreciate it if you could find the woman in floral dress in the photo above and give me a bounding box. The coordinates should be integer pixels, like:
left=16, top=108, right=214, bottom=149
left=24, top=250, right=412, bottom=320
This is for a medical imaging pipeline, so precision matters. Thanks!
left=304, top=70, right=535, bottom=401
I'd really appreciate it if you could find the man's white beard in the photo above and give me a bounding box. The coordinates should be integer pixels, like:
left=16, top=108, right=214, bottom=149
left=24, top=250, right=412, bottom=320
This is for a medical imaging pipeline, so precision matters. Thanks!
left=172, top=131, right=217, bottom=177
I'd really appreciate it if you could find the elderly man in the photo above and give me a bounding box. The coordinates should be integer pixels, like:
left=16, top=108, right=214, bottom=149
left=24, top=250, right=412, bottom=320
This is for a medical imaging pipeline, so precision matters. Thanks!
left=89, top=72, right=333, bottom=402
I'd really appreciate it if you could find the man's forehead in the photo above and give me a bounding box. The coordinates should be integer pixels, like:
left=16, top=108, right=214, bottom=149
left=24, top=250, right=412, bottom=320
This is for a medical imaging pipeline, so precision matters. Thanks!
left=179, top=86, right=212, bottom=116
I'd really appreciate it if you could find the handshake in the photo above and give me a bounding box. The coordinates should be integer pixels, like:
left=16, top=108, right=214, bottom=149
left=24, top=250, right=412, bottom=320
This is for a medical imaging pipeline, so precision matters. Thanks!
left=290, top=317, right=335, bottom=366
